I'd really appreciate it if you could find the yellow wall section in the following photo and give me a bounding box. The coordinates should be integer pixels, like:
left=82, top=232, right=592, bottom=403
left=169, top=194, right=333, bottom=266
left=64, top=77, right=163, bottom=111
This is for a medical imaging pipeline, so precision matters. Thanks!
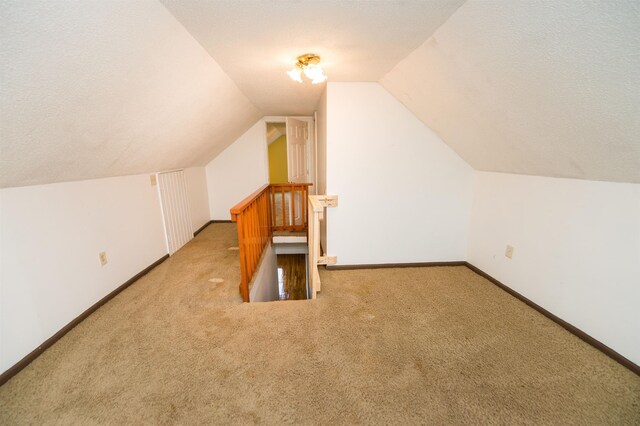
left=268, top=135, right=288, bottom=183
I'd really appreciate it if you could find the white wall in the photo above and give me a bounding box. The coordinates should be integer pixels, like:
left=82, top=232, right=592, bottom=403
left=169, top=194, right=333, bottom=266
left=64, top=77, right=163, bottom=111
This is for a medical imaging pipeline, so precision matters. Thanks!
left=468, top=171, right=640, bottom=364
left=325, top=82, right=474, bottom=265
left=184, top=167, right=210, bottom=233
left=0, top=174, right=167, bottom=374
left=249, top=243, right=279, bottom=303
left=205, top=117, right=315, bottom=221
left=205, top=120, right=269, bottom=220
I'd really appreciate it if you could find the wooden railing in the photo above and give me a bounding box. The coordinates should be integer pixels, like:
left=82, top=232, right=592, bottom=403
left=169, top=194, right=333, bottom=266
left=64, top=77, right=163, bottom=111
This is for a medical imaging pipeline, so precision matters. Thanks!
left=230, top=183, right=313, bottom=302
left=230, top=184, right=272, bottom=302
left=308, top=195, right=338, bottom=299
left=269, top=183, right=312, bottom=232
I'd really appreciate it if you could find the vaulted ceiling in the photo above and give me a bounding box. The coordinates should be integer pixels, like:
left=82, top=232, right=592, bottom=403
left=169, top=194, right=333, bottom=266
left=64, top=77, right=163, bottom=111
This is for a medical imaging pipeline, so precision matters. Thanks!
left=381, top=0, right=640, bottom=183
left=0, top=0, right=260, bottom=188
left=1, top=0, right=639, bottom=188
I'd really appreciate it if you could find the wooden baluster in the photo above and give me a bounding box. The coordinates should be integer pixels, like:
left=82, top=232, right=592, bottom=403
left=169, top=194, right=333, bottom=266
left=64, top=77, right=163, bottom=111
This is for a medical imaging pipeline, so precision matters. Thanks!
left=260, top=195, right=265, bottom=245
left=258, top=198, right=262, bottom=246
left=237, top=214, right=249, bottom=302
left=265, top=193, right=270, bottom=243
left=259, top=194, right=263, bottom=245
left=303, top=185, right=307, bottom=229
left=291, top=185, right=296, bottom=230
left=246, top=209, right=250, bottom=272
left=264, top=193, right=268, bottom=245
left=254, top=203, right=258, bottom=268
left=270, top=186, right=275, bottom=228
left=246, top=206, right=251, bottom=274
left=250, top=208, right=254, bottom=271
left=254, top=201, right=258, bottom=264
left=267, top=191, right=272, bottom=242
left=256, top=200, right=260, bottom=260
left=256, top=196, right=261, bottom=250
left=281, top=187, right=286, bottom=229
left=254, top=201, right=258, bottom=265
left=247, top=208, right=253, bottom=275
left=304, top=185, right=308, bottom=229
left=262, top=194, right=266, bottom=245
left=252, top=202, right=257, bottom=268
left=300, top=185, right=304, bottom=229
left=258, top=194, right=263, bottom=248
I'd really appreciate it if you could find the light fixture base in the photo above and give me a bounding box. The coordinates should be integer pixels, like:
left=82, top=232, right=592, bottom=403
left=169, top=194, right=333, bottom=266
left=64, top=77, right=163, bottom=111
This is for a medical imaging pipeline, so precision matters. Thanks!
left=296, top=54, right=321, bottom=67
left=288, top=53, right=327, bottom=84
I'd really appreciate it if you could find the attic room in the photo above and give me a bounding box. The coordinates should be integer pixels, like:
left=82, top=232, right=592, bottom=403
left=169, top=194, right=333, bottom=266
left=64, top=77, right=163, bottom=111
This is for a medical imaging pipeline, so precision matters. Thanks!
left=1, top=0, right=639, bottom=423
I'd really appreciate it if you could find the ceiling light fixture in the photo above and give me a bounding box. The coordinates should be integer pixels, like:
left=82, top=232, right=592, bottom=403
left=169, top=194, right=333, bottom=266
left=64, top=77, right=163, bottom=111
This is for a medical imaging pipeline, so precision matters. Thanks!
left=287, top=53, right=327, bottom=84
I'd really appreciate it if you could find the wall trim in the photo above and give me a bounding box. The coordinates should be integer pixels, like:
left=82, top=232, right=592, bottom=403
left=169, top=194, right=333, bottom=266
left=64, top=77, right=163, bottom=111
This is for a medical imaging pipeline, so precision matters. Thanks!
left=463, top=262, right=639, bottom=376
left=195, top=220, right=233, bottom=237
left=193, top=220, right=213, bottom=236
left=3, top=257, right=636, bottom=386
left=0, top=254, right=170, bottom=387
left=326, top=261, right=466, bottom=270
left=327, top=260, right=638, bottom=375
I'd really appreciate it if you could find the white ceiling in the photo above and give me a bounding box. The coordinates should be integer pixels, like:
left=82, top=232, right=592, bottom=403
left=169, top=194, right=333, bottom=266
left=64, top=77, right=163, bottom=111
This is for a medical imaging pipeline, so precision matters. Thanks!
left=0, top=0, right=260, bottom=188
left=160, top=0, right=466, bottom=115
left=2, top=0, right=638, bottom=188
left=382, top=0, right=640, bottom=183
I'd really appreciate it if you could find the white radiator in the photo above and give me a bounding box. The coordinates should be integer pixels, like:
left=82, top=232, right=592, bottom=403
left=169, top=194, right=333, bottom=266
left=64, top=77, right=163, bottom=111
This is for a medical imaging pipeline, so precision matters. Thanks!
left=157, top=170, right=193, bottom=255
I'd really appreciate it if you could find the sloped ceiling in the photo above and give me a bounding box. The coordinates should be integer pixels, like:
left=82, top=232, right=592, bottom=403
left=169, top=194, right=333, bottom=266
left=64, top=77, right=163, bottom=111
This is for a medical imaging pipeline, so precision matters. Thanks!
left=0, top=0, right=260, bottom=188
left=3, top=0, right=638, bottom=188
left=159, top=0, right=466, bottom=115
left=381, top=0, right=640, bottom=183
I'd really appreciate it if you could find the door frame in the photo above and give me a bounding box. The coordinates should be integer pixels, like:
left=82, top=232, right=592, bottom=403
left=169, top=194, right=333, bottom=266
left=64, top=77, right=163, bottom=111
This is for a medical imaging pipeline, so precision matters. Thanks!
left=263, top=116, right=315, bottom=192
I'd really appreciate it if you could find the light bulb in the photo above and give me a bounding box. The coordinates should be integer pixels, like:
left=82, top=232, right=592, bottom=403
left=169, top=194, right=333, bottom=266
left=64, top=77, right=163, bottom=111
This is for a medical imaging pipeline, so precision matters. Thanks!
left=305, top=65, right=327, bottom=84
left=311, top=74, right=327, bottom=84
left=302, top=64, right=318, bottom=79
left=287, top=67, right=302, bottom=83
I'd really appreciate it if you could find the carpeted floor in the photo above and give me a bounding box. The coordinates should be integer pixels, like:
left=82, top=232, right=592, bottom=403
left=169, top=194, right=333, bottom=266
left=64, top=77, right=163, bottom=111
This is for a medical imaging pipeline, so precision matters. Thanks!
left=1, top=223, right=638, bottom=424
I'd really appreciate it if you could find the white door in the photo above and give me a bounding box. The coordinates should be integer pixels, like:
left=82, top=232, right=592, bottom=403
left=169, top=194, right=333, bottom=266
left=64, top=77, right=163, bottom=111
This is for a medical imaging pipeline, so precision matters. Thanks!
left=286, top=118, right=308, bottom=183
left=157, top=170, right=193, bottom=255
left=286, top=118, right=308, bottom=226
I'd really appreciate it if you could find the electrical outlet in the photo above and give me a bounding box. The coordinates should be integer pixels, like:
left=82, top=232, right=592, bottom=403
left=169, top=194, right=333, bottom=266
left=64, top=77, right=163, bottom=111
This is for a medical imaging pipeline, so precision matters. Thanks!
left=505, top=245, right=514, bottom=259
left=99, top=252, right=108, bottom=266
left=150, top=175, right=157, bottom=186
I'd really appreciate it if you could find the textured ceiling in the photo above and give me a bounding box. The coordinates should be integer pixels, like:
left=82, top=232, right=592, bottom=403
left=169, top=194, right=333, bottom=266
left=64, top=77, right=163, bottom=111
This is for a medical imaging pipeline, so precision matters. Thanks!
left=0, top=0, right=260, bottom=188
left=160, top=0, right=466, bottom=116
left=381, top=0, right=640, bottom=183
left=3, top=0, right=638, bottom=188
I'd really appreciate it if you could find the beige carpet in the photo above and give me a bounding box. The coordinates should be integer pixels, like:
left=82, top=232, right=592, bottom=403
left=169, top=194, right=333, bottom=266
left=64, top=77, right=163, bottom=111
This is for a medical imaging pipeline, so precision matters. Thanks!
left=1, top=223, right=638, bottom=424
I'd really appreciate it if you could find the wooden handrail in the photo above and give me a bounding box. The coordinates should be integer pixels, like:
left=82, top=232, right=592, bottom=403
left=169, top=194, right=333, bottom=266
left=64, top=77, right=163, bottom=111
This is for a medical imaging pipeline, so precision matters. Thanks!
left=230, top=184, right=272, bottom=302
left=230, top=184, right=270, bottom=219
left=229, top=183, right=313, bottom=302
